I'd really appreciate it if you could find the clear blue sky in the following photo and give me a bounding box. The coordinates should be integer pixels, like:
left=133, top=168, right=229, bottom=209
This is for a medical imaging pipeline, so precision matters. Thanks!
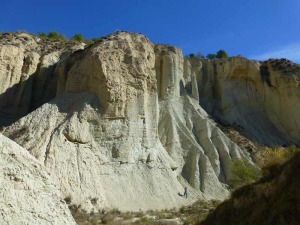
left=1, top=0, right=300, bottom=62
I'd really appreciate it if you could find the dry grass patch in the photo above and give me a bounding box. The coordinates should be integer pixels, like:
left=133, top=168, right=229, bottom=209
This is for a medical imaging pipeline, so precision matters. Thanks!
left=254, top=145, right=300, bottom=176
left=70, top=199, right=220, bottom=225
left=199, top=152, right=300, bottom=225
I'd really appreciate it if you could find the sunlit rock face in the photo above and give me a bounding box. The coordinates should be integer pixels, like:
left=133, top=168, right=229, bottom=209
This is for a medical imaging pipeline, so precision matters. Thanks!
left=189, top=57, right=300, bottom=146
left=0, top=32, right=83, bottom=126
left=3, top=32, right=253, bottom=211
left=0, top=134, right=76, bottom=225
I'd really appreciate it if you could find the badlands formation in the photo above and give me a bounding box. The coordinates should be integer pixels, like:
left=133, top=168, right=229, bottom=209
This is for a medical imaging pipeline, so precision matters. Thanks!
left=196, top=57, right=300, bottom=146
left=0, top=31, right=299, bottom=220
left=0, top=133, right=75, bottom=224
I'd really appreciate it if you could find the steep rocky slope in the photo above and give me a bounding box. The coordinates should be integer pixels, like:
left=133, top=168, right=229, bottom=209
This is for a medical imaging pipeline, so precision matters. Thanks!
left=0, top=133, right=75, bottom=224
left=0, top=32, right=83, bottom=126
left=191, top=57, right=300, bottom=146
left=3, top=32, right=253, bottom=211
left=200, top=152, right=300, bottom=225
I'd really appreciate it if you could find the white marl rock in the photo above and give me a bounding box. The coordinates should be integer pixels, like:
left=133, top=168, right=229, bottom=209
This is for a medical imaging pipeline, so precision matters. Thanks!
left=0, top=133, right=76, bottom=225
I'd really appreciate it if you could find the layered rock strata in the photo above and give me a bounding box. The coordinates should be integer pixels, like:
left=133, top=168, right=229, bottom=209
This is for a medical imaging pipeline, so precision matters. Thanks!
left=0, top=32, right=83, bottom=126
left=189, top=57, right=300, bottom=146
left=0, top=133, right=75, bottom=224
left=3, top=32, right=253, bottom=211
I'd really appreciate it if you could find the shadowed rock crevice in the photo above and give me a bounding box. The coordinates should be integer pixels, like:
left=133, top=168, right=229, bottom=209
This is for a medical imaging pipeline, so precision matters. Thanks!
left=0, top=32, right=84, bottom=127
left=260, top=63, right=273, bottom=87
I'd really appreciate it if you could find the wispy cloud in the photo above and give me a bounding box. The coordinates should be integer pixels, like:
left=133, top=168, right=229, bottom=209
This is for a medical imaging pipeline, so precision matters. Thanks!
left=250, top=44, right=300, bottom=63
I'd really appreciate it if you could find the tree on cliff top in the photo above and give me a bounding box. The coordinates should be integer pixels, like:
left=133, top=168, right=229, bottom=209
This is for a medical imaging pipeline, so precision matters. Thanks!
left=185, top=52, right=205, bottom=59
left=216, top=49, right=229, bottom=59
left=206, top=54, right=217, bottom=59
left=206, top=49, right=229, bottom=59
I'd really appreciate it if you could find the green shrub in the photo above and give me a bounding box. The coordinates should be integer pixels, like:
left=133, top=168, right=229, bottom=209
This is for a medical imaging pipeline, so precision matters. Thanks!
left=70, top=33, right=84, bottom=43
left=47, top=31, right=66, bottom=40
left=185, top=53, right=196, bottom=59
left=185, top=50, right=228, bottom=60
left=185, top=52, right=205, bottom=59
left=216, top=49, right=229, bottom=59
left=189, top=53, right=196, bottom=58
left=206, top=53, right=217, bottom=59
left=229, top=159, right=260, bottom=189
left=38, top=32, right=47, bottom=38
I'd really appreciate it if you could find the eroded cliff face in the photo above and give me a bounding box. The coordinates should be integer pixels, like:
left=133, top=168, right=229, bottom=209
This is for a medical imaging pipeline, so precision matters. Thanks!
left=0, top=134, right=75, bottom=224
left=0, top=32, right=83, bottom=126
left=3, top=32, right=253, bottom=211
left=188, top=57, right=300, bottom=146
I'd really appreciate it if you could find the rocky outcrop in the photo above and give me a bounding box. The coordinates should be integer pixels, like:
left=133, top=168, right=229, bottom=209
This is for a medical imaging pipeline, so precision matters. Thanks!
left=189, top=57, right=300, bottom=146
left=3, top=32, right=253, bottom=211
left=200, top=152, right=300, bottom=225
left=0, top=133, right=75, bottom=224
left=0, top=32, right=83, bottom=126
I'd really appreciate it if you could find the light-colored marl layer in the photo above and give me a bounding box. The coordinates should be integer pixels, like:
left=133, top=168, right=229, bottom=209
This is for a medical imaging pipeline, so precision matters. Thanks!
left=4, top=32, right=253, bottom=211
left=188, top=57, right=300, bottom=146
left=0, top=133, right=75, bottom=224
left=0, top=32, right=83, bottom=126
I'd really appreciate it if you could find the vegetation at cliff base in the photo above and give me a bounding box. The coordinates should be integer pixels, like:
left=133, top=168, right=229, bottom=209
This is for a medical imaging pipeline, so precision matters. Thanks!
left=70, top=200, right=221, bottom=224
left=199, top=152, right=300, bottom=225
left=255, top=145, right=300, bottom=177
left=229, top=159, right=260, bottom=189
left=228, top=145, right=300, bottom=190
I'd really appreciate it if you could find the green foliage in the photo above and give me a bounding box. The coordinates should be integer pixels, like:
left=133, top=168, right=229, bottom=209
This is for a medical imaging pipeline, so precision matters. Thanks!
left=200, top=153, right=300, bottom=225
left=229, top=159, right=260, bottom=189
left=189, top=53, right=196, bottom=58
left=37, top=31, right=95, bottom=43
left=216, top=49, right=229, bottom=59
left=70, top=33, right=84, bottom=43
left=38, top=31, right=66, bottom=40
left=186, top=50, right=228, bottom=60
left=185, top=53, right=196, bottom=59
left=206, top=53, right=217, bottom=59
left=185, top=52, right=205, bottom=59
left=205, top=49, right=229, bottom=59
left=47, top=31, right=66, bottom=40
left=38, top=32, right=47, bottom=38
